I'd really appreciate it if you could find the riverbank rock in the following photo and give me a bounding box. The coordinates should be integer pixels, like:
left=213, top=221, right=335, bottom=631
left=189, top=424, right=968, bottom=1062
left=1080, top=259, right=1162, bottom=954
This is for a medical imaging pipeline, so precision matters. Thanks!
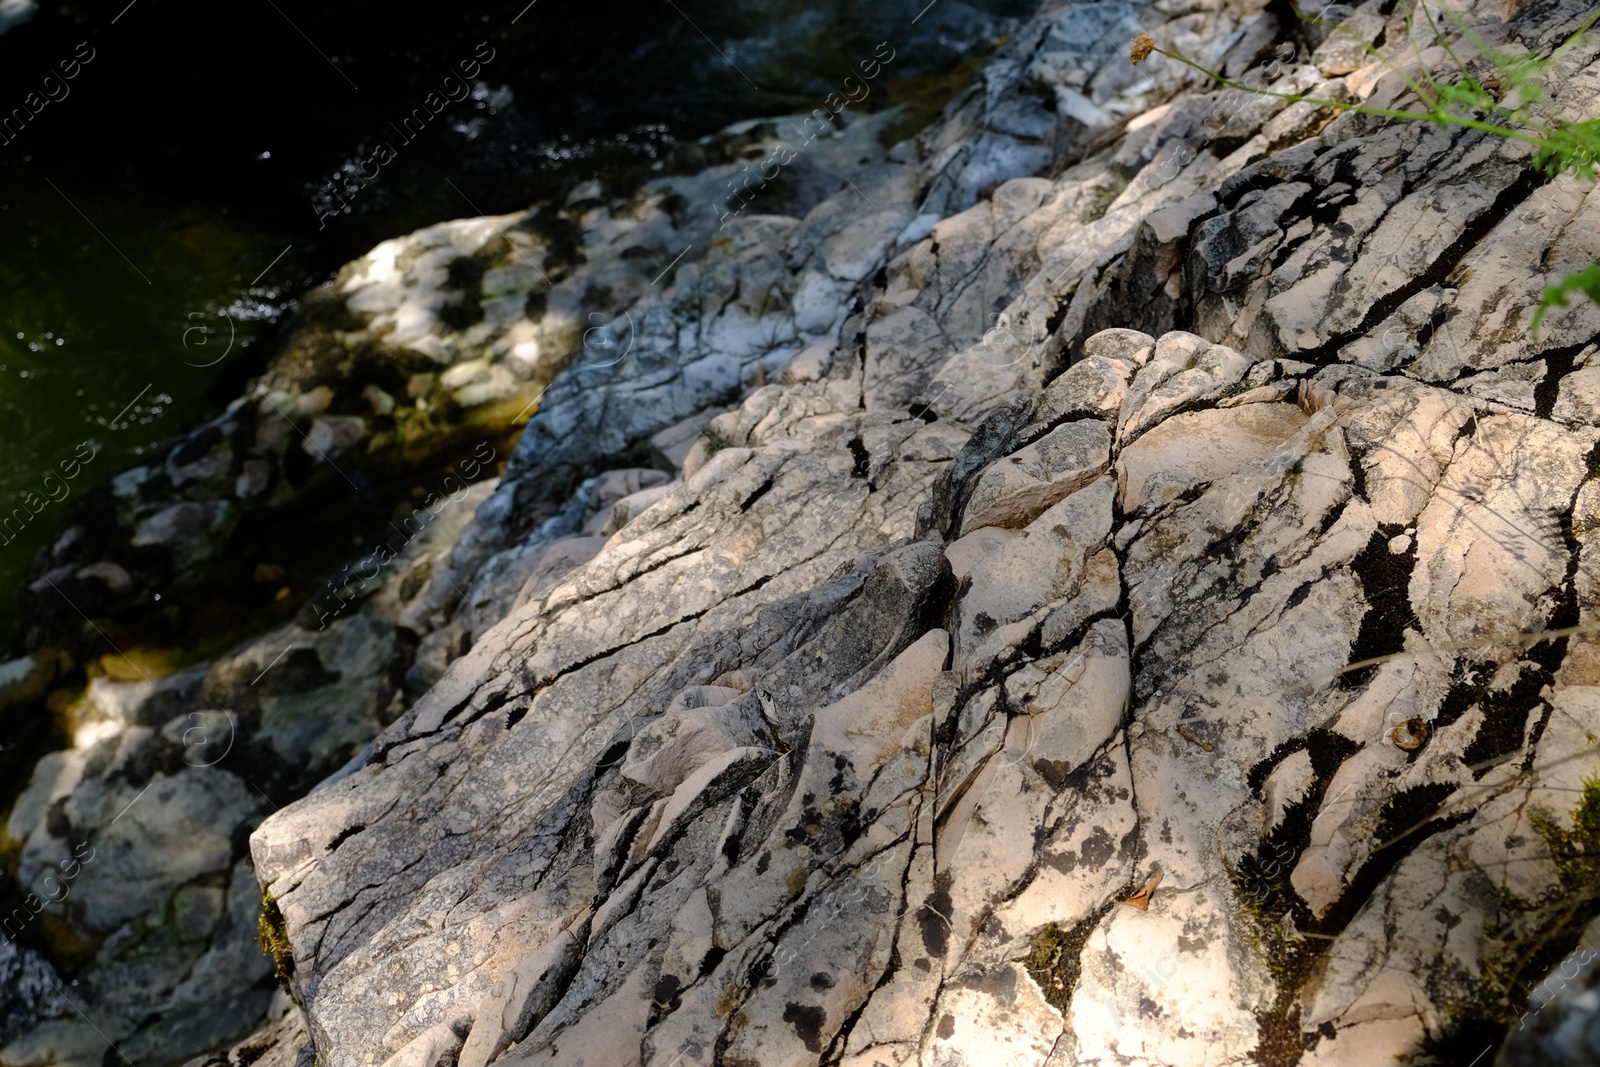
left=252, top=305, right=1600, bottom=1065
left=246, top=0, right=1600, bottom=1061
left=0, top=477, right=503, bottom=1066
left=0, top=939, right=68, bottom=1047
left=14, top=107, right=904, bottom=652
left=9, top=0, right=1600, bottom=1063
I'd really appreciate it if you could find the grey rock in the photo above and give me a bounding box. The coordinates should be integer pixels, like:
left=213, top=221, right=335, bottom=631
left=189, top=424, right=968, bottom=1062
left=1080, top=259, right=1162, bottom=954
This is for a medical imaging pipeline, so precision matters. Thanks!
left=0, top=938, right=68, bottom=1046
left=14, top=0, right=1600, bottom=1064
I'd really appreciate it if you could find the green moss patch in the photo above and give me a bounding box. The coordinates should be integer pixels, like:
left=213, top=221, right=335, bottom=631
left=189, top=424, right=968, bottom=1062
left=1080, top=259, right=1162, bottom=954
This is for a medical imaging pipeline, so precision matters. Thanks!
left=701, top=426, right=736, bottom=458
left=1533, top=775, right=1600, bottom=890
left=257, top=892, right=296, bottom=995
left=1413, top=777, right=1600, bottom=1060
left=1024, top=902, right=1112, bottom=1014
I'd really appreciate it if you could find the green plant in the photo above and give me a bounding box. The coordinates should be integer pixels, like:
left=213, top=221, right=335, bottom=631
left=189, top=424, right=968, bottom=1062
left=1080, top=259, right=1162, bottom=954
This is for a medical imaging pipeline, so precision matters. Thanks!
left=701, top=426, right=737, bottom=457
left=1533, top=264, right=1600, bottom=338
left=258, top=892, right=296, bottom=994
left=1471, top=776, right=1600, bottom=1022
left=1130, top=0, right=1600, bottom=338
left=1024, top=921, right=1076, bottom=1012
left=1531, top=774, right=1600, bottom=892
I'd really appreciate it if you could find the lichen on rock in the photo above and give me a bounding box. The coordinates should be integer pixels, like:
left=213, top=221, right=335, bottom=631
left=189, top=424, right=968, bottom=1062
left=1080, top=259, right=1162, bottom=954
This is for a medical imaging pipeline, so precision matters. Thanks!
left=6, top=0, right=1600, bottom=1065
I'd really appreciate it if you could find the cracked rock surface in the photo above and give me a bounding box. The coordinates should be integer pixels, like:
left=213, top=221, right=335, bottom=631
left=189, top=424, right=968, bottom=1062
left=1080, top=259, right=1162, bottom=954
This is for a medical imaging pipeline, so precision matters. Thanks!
left=256, top=314, right=1600, bottom=1064
left=246, top=0, right=1600, bottom=1061
left=9, top=0, right=1600, bottom=1064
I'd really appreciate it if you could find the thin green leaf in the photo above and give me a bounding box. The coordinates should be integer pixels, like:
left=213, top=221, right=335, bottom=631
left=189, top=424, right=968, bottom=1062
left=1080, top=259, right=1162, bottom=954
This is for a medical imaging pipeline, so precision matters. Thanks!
left=1532, top=264, right=1600, bottom=340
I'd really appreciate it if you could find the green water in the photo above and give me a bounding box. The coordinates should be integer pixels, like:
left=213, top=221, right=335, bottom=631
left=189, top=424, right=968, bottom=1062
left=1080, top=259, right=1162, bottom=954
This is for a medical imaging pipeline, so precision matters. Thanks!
left=0, top=0, right=1034, bottom=655
left=0, top=180, right=299, bottom=648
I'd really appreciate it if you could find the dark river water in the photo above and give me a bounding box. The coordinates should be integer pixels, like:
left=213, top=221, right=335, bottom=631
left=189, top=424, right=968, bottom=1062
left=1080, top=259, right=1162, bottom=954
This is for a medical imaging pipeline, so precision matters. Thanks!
left=0, top=0, right=1033, bottom=649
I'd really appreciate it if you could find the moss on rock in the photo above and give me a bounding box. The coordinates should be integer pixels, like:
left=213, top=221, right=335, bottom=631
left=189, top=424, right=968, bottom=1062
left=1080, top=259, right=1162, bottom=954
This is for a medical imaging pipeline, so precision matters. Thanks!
left=257, top=892, right=295, bottom=995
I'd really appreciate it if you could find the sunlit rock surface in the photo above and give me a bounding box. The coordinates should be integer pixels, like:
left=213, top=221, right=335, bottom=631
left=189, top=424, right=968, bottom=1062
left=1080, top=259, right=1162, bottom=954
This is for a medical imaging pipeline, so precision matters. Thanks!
left=7, top=0, right=1600, bottom=1064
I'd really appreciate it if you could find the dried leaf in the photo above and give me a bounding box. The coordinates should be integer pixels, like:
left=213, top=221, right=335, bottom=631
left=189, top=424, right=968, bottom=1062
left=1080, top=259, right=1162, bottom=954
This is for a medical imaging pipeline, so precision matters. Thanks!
left=1122, top=870, right=1163, bottom=910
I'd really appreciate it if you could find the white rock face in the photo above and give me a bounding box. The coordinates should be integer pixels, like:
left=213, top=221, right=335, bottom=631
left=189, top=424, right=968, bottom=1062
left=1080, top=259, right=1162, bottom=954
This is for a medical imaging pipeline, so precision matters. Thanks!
left=10, top=0, right=1600, bottom=1065
left=1116, top=403, right=1307, bottom=512
left=230, top=0, right=1600, bottom=1060
left=248, top=284, right=1600, bottom=1067
left=958, top=420, right=1111, bottom=534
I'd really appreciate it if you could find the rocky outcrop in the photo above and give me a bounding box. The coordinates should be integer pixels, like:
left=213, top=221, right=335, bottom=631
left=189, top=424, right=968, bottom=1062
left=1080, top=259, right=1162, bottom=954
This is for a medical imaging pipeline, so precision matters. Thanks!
left=241, top=0, right=1600, bottom=1063
left=0, top=939, right=67, bottom=1047
left=16, top=106, right=902, bottom=651
left=252, top=305, right=1600, bottom=1065
left=0, top=478, right=492, bottom=1065
left=0, top=106, right=922, bottom=1067
left=8, top=0, right=1600, bottom=1064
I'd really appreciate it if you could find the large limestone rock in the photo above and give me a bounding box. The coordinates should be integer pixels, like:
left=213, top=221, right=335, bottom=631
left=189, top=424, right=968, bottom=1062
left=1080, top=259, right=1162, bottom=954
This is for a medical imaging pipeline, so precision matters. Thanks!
left=253, top=302, right=1600, bottom=1066
left=240, top=0, right=1600, bottom=1061
left=9, top=0, right=1600, bottom=1064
